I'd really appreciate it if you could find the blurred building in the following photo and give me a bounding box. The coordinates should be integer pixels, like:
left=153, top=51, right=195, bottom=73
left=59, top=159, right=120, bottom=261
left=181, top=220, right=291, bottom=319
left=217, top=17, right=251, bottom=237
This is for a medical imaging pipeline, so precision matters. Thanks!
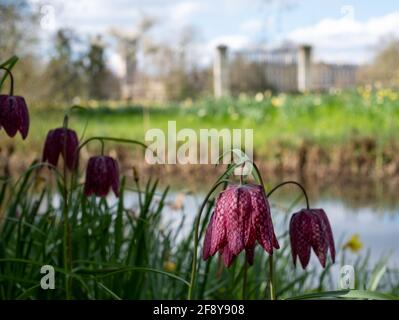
left=218, top=44, right=359, bottom=95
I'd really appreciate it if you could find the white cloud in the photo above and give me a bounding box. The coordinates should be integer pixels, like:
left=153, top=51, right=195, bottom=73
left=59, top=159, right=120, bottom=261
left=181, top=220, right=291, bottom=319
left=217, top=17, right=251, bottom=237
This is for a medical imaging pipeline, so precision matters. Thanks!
left=240, top=16, right=275, bottom=35
left=208, top=34, right=251, bottom=51
left=169, top=1, right=207, bottom=25
left=51, top=0, right=141, bottom=34
left=287, top=11, right=399, bottom=64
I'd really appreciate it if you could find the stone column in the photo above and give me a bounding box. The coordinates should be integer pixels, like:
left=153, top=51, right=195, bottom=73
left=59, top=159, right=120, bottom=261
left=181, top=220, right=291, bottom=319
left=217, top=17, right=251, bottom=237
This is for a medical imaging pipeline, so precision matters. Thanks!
left=213, top=45, right=230, bottom=98
left=297, top=45, right=312, bottom=92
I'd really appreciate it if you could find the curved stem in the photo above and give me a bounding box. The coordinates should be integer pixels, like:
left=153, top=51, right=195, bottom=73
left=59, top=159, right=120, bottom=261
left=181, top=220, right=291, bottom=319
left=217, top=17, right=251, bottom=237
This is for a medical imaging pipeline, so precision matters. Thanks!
left=215, top=150, right=264, bottom=186
left=267, top=180, right=310, bottom=210
left=0, top=66, right=14, bottom=96
left=78, top=136, right=148, bottom=152
left=187, top=179, right=229, bottom=300
left=239, top=162, right=245, bottom=185
left=63, top=114, right=69, bottom=128
left=74, top=137, right=151, bottom=173
left=251, top=162, right=264, bottom=187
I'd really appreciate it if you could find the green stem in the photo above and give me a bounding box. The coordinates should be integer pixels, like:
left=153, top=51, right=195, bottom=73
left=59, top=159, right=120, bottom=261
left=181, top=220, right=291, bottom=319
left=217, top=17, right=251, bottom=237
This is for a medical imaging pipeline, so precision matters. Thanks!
left=187, top=180, right=228, bottom=300
left=76, top=136, right=150, bottom=166
left=62, top=119, right=72, bottom=299
left=100, top=140, right=105, bottom=155
left=268, top=255, right=276, bottom=300
left=267, top=180, right=310, bottom=209
left=0, top=66, right=14, bottom=95
left=62, top=169, right=71, bottom=299
left=78, top=136, right=148, bottom=153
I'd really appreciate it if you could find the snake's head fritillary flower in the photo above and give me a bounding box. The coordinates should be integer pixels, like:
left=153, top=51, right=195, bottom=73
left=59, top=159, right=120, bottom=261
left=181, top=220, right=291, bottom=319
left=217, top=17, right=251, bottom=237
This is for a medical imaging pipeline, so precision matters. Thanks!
left=0, top=95, right=29, bottom=139
left=42, top=128, right=79, bottom=170
left=84, top=156, right=119, bottom=197
left=203, top=184, right=279, bottom=268
left=289, top=208, right=335, bottom=269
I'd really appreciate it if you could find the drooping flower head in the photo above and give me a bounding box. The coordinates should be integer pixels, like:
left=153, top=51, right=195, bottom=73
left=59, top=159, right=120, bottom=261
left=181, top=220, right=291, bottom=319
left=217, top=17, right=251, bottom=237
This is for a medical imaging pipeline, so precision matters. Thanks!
left=0, top=67, right=29, bottom=140
left=203, top=184, right=279, bottom=267
left=0, top=95, right=29, bottom=139
left=289, top=208, right=335, bottom=269
left=42, top=128, right=79, bottom=170
left=84, top=156, right=119, bottom=197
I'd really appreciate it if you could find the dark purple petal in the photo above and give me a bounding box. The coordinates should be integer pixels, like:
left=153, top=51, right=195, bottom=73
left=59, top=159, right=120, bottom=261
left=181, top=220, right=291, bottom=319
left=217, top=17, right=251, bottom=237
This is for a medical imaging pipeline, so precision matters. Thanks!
left=108, top=157, right=119, bottom=197
left=239, top=186, right=254, bottom=248
left=42, top=129, right=61, bottom=167
left=310, top=212, right=328, bottom=267
left=220, top=246, right=236, bottom=268
left=225, top=187, right=245, bottom=255
left=289, top=214, right=298, bottom=265
left=17, top=97, right=29, bottom=139
left=0, top=95, right=30, bottom=139
left=65, top=129, right=79, bottom=170
left=84, top=156, right=119, bottom=198
left=250, top=186, right=275, bottom=254
left=0, top=95, right=19, bottom=137
left=83, top=157, right=96, bottom=196
left=95, top=157, right=111, bottom=197
left=316, top=209, right=335, bottom=263
left=42, top=127, right=79, bottom=170
left=290, top=211, right=312, bottom=268
left=245, top=244, right=256, bottom=265
left=203, top=213, right=215, bottom=260
left=209, top=191, right=227, bottom=256
left=289, top=209, right=335, bottom=269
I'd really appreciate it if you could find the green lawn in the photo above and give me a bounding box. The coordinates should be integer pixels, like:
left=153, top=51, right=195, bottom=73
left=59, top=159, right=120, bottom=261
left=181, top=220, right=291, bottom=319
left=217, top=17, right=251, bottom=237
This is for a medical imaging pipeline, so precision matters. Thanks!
left=12, top=88, right=399, bottom=158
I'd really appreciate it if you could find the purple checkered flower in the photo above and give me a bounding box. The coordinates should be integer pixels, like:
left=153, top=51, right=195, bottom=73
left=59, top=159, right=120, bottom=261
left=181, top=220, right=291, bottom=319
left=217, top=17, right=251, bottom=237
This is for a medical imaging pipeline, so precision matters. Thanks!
left=84, top=156, right=119, bottom=197
left=0, top=95, right=29, bottom=139
left=289, top=208, right=335, bottom=269
left=203, top=184, right=279, bottom=267
left=42, top=128, right=79, bottom=170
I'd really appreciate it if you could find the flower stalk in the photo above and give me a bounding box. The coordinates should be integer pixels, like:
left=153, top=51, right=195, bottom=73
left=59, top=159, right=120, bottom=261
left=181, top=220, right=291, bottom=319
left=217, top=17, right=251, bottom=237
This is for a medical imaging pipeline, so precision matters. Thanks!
left=62, top=115, right=72, bottom=299
left=268, top=255, right=275, bottom=300
left=187, top=180, right=229, bottom=300
left=0, top=66, right=14, bottom=96
left=267, top=180, right=310, bottom=210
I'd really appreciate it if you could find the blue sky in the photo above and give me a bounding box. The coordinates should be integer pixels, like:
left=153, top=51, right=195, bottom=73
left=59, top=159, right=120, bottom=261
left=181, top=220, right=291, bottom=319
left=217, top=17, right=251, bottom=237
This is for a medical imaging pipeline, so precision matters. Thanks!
left=30, top=0, right=399, bottom=74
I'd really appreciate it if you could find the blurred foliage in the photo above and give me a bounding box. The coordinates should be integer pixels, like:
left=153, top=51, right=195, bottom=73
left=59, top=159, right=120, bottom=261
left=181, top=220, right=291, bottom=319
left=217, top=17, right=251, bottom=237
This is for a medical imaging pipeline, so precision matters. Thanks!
left=0, top=1, right=119, bottom=104
left=358, top=40, right=399, bottom=88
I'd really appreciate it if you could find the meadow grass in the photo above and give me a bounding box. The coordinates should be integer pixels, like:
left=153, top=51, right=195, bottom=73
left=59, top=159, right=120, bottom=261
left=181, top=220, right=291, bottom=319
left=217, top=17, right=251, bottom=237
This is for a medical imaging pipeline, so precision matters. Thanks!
left=18, top=88, right=399, bottom=157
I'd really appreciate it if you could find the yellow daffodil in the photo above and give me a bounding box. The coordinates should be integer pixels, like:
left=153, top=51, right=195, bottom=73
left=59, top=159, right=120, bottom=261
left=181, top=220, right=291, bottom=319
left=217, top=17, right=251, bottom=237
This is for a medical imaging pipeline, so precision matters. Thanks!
left=343, top=234, right=363, bottom=253
left=163, top=261, right=177, bottom=273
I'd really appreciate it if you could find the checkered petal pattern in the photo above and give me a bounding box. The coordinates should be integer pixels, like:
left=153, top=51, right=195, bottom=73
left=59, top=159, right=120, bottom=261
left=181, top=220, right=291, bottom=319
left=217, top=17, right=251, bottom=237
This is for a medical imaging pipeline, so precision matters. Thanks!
left=203, top=184, right=279, bottom=267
